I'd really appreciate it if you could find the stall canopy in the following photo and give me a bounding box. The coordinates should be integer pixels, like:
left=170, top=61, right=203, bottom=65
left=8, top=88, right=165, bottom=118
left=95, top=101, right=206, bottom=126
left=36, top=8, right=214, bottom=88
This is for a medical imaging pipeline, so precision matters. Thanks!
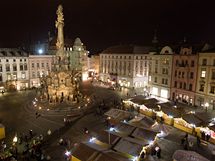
left=131, top=127, right=158, bottom=142
left=195, top=112, right=214, bottom=124
left=129, top=95, right=159, bottom=105
left=105, top=109, right=131, bottom=122
left=160, top=106, right=182, bottom=118
left=182, top=114, right=203, bottom=127
left=128, top=115, right=155, bottom=128
left=172, top=150, right=209, bottom=161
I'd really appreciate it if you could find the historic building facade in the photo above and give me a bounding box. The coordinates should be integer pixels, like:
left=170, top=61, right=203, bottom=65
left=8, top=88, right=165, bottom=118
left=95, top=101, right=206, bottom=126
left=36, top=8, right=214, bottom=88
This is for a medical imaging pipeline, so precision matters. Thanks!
left=69, top=38, right=89, bottom=81
left=170, top=46, right=198, bottom=105
left=28, top=55, right=54, bottom=88
left=148, top=46, right=174, bottom=99
left=0, top=48, right=29, bottom=91
left=99, top=45, right=150, bottom=88
left=195, top=51, right=215, bottom=110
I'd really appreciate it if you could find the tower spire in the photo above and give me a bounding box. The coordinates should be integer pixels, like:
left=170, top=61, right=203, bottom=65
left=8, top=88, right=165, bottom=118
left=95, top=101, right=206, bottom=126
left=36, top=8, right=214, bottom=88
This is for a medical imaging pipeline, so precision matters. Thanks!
left=152, top=29, right=158, bottom=44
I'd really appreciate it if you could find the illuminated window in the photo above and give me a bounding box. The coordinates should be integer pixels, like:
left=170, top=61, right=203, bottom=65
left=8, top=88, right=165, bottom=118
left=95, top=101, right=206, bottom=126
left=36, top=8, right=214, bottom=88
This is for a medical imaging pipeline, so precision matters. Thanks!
left=201, top=70, right=206, bottom=78
left=21, top=73, right=26, bottom=79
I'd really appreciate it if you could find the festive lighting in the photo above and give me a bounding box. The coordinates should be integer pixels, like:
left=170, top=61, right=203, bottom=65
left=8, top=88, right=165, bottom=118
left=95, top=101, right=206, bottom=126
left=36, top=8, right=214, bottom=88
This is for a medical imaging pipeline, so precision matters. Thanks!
left=89, top=137, right=96, bottom=143
left=65, top=150, right=71, bottom=156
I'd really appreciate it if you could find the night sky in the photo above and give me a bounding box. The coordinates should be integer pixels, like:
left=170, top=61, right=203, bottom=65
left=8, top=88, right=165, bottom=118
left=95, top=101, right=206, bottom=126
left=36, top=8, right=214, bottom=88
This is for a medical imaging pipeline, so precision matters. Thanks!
left=0, top=0, right=215, bottom=53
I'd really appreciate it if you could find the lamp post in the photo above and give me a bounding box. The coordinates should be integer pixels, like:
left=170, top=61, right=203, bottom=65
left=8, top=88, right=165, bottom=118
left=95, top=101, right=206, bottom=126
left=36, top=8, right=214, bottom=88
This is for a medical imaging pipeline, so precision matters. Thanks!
left=108, top=127, right=115, bottom=145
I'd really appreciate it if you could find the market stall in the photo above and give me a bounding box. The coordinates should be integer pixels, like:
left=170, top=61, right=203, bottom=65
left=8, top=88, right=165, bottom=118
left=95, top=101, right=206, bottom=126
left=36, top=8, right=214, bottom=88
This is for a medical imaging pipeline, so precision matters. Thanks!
left=105, top=109, right=132, bottom=125
left=0, top=124, right=5, bottom=139
left=172, top=150, right=209, bottom=161
left=174, top=113, right=203, bottom=134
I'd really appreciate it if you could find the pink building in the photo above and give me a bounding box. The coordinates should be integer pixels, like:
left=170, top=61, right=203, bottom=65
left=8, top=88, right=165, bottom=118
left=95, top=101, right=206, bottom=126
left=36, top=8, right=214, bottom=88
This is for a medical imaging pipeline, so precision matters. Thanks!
left=171, top=46, right=198, bottom=105
left=28, top=55, right=54, bottom=88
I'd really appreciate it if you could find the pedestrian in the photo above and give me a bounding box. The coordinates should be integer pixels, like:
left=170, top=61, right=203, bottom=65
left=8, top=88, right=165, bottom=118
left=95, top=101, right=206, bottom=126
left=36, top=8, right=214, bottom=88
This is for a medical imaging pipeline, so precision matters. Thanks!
left=206, top=133, right=210, bottom=142
left=197, top=136, right=201, bottom=147
left=157, top=148, right=161, bottom=158
left=29, top=130, right=33, bottom=138
left=181, top=137, right=185, bottom=145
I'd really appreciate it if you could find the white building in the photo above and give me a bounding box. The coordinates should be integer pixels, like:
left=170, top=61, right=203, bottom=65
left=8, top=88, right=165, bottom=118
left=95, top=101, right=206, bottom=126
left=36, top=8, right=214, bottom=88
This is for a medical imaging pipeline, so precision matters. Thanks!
left=195, top=51, right=215, bottom=110
left=0, top=48, right=29, bottom=91
left=148, top=46, right=174, bottom=99
left=28, top=55, right=54, bottom=88
left=99, top=45, right=151, bottom=88
left=69, top=38, right=90, bottom=81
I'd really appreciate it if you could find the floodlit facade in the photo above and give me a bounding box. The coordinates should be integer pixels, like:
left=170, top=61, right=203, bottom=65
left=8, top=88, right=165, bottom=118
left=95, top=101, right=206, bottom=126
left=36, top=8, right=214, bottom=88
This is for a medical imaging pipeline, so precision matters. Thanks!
left=171, top=46, right=198, bottom=105
left=0, top=48, right=29, bottom=91
left=99, top=45, right=150, bottom=88
left=195, top=51, right=215, bottom=110
left=69, top=38, right=89, bottom=81
left=148, top=46, right=174, bottom=99
left=28, top=55, right=54, bottom=88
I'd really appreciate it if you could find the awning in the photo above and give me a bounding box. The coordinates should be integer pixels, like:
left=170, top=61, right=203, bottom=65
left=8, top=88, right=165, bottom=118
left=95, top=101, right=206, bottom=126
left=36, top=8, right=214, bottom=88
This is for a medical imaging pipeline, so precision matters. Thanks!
left=182, top=114, right=203, bottom=127
left=172, top=150, right=209, bottom=161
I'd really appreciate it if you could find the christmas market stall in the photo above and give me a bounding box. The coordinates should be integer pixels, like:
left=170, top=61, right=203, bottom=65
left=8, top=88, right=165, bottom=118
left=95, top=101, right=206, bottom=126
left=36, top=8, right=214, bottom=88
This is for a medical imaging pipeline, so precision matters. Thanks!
left=174, top=113, right=203, bottom=134
left=172, top=150, right=209, bottom=161
left=156, top=103, right=183, bottom=125
left=104, top=109, right=132, bottom=125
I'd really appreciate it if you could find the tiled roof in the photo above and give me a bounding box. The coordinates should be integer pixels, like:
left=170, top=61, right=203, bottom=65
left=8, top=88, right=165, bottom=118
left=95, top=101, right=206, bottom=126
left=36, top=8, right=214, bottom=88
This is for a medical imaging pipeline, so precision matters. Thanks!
left=0, top=48, right=28, bottom=57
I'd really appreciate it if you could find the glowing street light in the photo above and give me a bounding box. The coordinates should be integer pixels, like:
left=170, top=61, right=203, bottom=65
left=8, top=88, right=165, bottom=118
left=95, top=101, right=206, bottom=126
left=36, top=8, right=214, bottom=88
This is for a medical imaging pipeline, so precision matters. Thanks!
left=65, top=150, right=71, bottom=157
left=38, top=49, right=43, bottom=54
left=89, top=137, right=96, bottom=143
left=13, top=135, right=18, bottom=143
left=205, top=102, right=209, bottom=112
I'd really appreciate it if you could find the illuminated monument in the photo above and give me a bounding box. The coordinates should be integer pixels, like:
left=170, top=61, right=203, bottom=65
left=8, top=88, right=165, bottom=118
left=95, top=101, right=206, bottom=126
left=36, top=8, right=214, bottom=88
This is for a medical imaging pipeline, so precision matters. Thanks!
left=41, top=5, right=82, bottom=104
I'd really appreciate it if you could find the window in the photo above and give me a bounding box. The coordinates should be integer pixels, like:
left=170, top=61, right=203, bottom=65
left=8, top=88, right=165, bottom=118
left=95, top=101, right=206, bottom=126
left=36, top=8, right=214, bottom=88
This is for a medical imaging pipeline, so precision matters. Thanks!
left=183, top=82, right=186, bottom=89
left=155, top=60, right=158, bottom=64
left=46, top=63, right=49, bottom=69
left=20, top=64, right=23, bottom=71
left=199, top=84, right=204, bottom=92
left=6, top=64, right=10, bottom=72
left=24, top=59, right=26, bottom=62
left=185, top=60, right=188, bottom=66
left=136, top=56, right=138, bottom=59
left=212, top=70, right=215, bottom=80
left=174, top=81, right=177, bottom=87
left=180, top=82, right=182, bottom=88
left=178, top=71, right=181, bottom=78
left=13, top=59, right=16, bottom=62
left=201, top=69, right=206, bottom=78
left=20, top=59, right=22, bottom=62
left=202, top=59, right=207, bottom=66
left=0, top=74, right=2, bottom=81
left=190, top=72, right=194, bottom=79
left=0, top=65, right=2, bottom=72
left=154, top=77, right=157, bottom=83
left=176, top=60, right=178, bottom=66
left=37, top=63, right=39, bottom=68
left=213, top=59, right=215, bottom=66
left=37, top=71, right=40, bottom=77
left=210, top=86, right=215, bottom=94
left=13, top=65, right=17, bottom=71
left=41, top=63, right=44, bottom=68
left=32, top=72, right=35, bottom=78
left=155, top=67, right=158, bottom=73
left=32, top=63, right=34, bottom=68
left=182, top=72, right=184, bottom=78
left=189, top=84, right=192, bottom=91
left=24, top=64, right=27, bottom=70
left=191, top=60, right=194, bottom=67
left=175, top=71, right=177, bottom=77
left=21, top=73, right=26, bottom=79
left=6, top=59, right=9, bottom=62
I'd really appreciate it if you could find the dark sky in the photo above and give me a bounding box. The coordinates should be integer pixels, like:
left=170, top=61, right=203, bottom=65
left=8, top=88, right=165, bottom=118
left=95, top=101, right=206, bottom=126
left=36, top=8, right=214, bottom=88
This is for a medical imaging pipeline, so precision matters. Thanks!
left=0, top=0, right=215, bottom=53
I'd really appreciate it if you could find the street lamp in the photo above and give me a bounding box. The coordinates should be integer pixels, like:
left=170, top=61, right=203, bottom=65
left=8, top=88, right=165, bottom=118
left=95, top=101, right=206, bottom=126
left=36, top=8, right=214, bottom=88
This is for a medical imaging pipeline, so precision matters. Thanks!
left=13, top=135, right=18, bottom=144
left=108, top=127, right=115, bottom=145
left=205, top=102, right=209, bottom=112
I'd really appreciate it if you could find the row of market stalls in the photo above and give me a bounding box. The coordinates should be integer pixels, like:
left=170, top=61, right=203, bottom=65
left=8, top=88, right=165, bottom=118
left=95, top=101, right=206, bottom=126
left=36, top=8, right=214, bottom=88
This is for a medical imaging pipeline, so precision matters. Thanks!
left=71, top=109, right=162, bottom=161
left=123, top=95, right=215, bottom=144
